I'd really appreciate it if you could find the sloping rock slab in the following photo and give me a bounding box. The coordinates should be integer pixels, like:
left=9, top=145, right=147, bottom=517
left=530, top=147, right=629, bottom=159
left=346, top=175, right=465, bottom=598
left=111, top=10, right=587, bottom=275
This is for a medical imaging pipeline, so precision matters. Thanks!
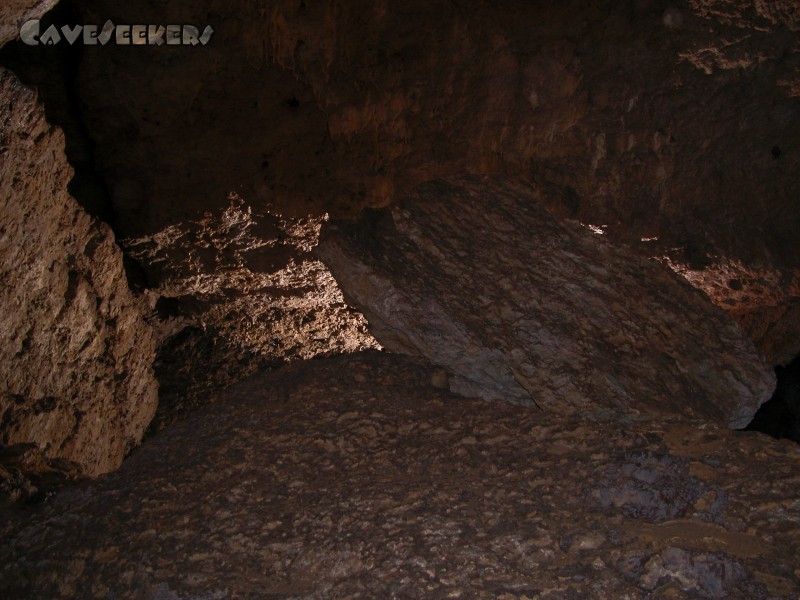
left=3, top=352, right=798, bottom=598
left=316, top=177, right=774, bottom=427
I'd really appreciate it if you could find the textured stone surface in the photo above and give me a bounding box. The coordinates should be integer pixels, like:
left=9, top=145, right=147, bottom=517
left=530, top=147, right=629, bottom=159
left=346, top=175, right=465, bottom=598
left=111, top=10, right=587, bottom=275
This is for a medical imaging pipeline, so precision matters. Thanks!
left=0, top=443, right=80, bottom=506
left=0, top=68, right=158, bottom=476
left=1, top=0, right=796, bottom=489
left=0, top=0, right=55, bottom=47
left=664, top=256, right=800, bottom=366
left=123, top=196, right=378, bottom=429
left=317, top=177, right=774, bottom=428
left=64, top=0, right=800, bottom=271
left=35, top=0, right=795, bottom=396
left=2, top=352, right=798, bottom=598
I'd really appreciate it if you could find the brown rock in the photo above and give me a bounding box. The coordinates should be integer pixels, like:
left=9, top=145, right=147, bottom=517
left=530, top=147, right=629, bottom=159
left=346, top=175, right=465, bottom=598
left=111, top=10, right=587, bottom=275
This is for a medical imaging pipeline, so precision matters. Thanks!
left=122, top=196, right=378, bottom=429
left=53, top=0, right=799, bottom=372
left=2, top=352, right=798, bottom=598
left=0, top=68, right=158, bottom=476
left=0, top=0, right=53, bottom=48
left=317, top=177, right=774, bottom=427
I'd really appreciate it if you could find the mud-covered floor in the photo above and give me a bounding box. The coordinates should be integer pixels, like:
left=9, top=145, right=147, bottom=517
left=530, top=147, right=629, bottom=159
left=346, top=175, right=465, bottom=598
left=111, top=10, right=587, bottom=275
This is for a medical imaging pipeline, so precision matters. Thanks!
left=2, top=351, right=799, bottom=599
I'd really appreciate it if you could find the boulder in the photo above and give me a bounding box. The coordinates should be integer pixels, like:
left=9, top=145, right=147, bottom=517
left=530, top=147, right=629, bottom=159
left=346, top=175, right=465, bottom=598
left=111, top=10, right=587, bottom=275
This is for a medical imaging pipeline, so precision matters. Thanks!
left=317, top=177, right=774, bottom=427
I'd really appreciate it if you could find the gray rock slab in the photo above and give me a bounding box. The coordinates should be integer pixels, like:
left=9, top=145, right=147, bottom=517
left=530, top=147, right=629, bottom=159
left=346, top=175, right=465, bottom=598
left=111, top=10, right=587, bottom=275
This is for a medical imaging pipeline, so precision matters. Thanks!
left=317, top=177, right=774, bottom=427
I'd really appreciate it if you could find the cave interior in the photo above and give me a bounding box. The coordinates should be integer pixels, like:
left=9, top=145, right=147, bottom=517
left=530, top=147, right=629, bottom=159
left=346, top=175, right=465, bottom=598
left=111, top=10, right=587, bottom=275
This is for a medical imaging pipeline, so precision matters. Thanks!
left=1, top=0, right=800, bottom=597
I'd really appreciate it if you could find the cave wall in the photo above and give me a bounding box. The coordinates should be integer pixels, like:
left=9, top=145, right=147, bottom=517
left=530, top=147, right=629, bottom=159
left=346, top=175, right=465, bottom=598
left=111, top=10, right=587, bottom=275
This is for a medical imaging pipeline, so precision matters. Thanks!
left=1, top=0, right=798, bottom=471
left=66, top=0, right=799, bottom=257
left=63, top=0, right=800, bottom=367
left=0, top=22, right=158, bottom=475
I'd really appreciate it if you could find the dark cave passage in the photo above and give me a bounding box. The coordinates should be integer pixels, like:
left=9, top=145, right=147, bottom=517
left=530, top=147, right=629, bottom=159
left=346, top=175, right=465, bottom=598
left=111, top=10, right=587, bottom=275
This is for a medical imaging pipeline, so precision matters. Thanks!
left=746, top=353, right=800, bottom=443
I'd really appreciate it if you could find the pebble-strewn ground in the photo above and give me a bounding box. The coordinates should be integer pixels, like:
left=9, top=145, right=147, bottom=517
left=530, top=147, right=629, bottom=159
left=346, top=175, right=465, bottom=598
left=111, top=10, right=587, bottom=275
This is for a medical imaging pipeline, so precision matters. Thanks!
left=2, top=351, right=799, bottom=598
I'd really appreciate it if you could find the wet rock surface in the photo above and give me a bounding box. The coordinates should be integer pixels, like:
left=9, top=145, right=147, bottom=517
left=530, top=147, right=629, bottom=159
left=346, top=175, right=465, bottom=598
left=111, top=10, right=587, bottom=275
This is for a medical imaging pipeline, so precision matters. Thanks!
left=317, top=177, right=774, bottom=428
left=1, top=351, right=798, bottom=599
left=0, top=68, right=158, bottom=476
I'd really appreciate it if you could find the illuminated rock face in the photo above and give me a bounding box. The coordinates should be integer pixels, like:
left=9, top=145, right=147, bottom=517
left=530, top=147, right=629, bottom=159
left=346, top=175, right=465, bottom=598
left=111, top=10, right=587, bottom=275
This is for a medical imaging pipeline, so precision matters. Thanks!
left=0, top=68, right=158, bottom=476
left=59, top=0, right=799, bottom=377
left=0, top=0, right=798, bottom=477
left=122, top=198, right=379, bottom=430
left=318, top=177, right=775, bottom=427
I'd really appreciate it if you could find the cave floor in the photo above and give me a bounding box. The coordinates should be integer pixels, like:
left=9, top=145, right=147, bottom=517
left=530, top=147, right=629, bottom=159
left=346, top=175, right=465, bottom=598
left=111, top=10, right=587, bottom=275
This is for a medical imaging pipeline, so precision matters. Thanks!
left=2, top=351, right=799, bottom=599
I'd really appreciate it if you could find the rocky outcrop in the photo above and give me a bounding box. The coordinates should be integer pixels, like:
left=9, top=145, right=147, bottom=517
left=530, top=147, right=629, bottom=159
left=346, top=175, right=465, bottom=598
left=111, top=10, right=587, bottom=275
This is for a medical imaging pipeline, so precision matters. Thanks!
left=664, top=257, right=800, bottom=366
left=317, top=177, right=774, bottom=428
left=43, top=0, right=796, bottom=381
left=2, top=352, right=798, bottom=598
left=123, top=196, right=378, bottom=429
left=0, top=68, right=158, bottom=476
left=0, top=0, right=54, bottom=47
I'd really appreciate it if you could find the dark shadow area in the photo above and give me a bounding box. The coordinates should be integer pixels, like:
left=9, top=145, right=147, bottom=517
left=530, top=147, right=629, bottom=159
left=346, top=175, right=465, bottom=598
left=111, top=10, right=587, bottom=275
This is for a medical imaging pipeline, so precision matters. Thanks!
left=0, top=443, right=82, bottom=508
left=147, top=326, right=285, bottom=435
left=745, top=354, right=800, bottom=443
left=0, top=0, right=117, bottom=226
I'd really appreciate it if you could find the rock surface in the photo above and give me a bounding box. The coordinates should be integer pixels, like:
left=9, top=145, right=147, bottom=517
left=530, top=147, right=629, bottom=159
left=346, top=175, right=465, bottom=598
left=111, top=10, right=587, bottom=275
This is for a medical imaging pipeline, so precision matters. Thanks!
left=123, top=195, right=379, bottom=429
left=664, top=256, right=800, bottom=366
left=317, top=177, right=774, bottom=428
left=2, top=351, right=798, bottom=598
left=66, top=0, right=800, bottom=272
left=29, top=0, right=792, bottom=411
left=0, top=67, right=158, bottom=476
left=0, top=0, right=54, bottom=47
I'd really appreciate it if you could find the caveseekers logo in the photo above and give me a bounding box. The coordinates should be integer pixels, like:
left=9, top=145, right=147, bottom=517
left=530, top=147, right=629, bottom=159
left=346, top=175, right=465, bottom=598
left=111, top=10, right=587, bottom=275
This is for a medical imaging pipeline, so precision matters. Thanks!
left=20, top=19, right=214, bottom=46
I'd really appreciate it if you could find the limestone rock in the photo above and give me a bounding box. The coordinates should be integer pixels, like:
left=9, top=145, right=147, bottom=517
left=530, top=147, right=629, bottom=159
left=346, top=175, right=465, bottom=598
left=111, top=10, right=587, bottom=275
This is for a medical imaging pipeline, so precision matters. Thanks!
left=317, top=177, right=774, bottom=427
left=49, top=0, right=798, bottom=378
left=2, top=352, right=798, bottom=598
left=0, top=68, right=158, bottom=476
left=0, top=0, right=54, bottom=48
left=123, top=196, right=379, bottom=429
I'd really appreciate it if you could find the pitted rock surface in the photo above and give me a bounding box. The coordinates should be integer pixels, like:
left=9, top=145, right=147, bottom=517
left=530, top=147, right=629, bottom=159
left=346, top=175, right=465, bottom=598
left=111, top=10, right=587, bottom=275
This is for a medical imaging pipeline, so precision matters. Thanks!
left=317, top=177, right=774, bottom=427
left=124, top=196, right=379, bottom=429
left=0, top=68, right=158, bottom=476
left=1, top=352, right=797, bottom=598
